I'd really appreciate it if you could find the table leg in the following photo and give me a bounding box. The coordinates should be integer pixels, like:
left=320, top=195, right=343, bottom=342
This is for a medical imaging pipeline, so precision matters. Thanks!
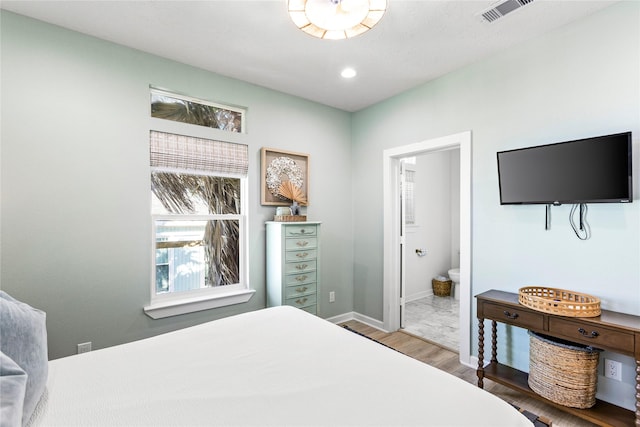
left=636, top=360, right=640, bottom=426
left=477, top=317, right=484, bottom=388
left=491, top=320, right=498, bottom=364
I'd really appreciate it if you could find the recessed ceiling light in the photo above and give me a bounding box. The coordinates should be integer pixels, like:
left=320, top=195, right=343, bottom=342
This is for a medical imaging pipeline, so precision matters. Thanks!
left=341, top=68, right=357, bottom=78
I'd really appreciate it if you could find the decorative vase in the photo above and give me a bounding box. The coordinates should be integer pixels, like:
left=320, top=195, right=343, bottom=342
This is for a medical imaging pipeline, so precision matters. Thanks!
left=290, top=201, right=300, bottom=216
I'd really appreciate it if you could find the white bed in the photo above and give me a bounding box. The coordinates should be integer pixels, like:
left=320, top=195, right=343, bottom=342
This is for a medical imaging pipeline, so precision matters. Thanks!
left=30, top=306, right=532, bottom=426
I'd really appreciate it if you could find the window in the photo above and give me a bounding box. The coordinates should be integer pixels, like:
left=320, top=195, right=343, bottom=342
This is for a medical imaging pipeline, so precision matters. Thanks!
left=150, top=88, right=245, bottom=133
left=401, top=158, right=416, bottom=226
left=144, top=130, right=254, bottom=319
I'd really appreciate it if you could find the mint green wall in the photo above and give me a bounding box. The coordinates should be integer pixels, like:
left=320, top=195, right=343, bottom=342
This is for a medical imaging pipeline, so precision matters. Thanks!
left=2, top=3, right=639, bottom=410
left=351, top=2, right=639, bottom=410
left=0, top=11, right=354, bottom=359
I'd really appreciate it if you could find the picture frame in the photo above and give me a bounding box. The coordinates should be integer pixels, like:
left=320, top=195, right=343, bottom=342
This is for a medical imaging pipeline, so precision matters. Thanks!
left=261, top=147, right=309, bottom=206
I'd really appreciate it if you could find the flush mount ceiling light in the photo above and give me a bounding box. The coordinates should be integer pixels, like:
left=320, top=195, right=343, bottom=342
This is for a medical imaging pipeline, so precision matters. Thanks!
left=288, top=0, right=387, bottom=40
left=341, top=67, right=357, bottom=78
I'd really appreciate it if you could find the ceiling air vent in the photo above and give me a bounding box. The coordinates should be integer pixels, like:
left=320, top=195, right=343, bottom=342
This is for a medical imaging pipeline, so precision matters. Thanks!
left=481, top=0, right=535, bottom=23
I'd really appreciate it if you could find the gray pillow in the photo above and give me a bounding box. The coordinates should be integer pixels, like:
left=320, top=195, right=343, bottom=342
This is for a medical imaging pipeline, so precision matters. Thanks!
left=0, top=351, right=27, bottom=427
left=0, top=292, right=48, bottom=426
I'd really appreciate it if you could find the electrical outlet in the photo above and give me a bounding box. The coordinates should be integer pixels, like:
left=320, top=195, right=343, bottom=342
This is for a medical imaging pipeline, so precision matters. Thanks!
left=77, top=342, right=92, bottom=354
left=604, top=359, right=622, bottom=381
left=329, top=291, right=335, bottom=303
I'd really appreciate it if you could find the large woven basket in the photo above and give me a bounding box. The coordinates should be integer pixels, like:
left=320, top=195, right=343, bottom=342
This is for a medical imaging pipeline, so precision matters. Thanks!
left=432, top=279, right=452, bottom=297
left=519, top=286, right=601, bottom=317
left=528, top=331, right=601, bottom=408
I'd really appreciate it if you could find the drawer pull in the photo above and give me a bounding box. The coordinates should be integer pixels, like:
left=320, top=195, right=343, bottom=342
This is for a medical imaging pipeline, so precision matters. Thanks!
left=295, top=275, right=308, bottom=282
left=295, top=287, right=308, bottom=293
left=296, top=252, right=309, bottom=258
left=295, top=298, right=308, bottom=305
left=503, top=310, right=519, bottom=320
left=295, top=264, right=308, bottom=270
left=296, top=241, right=309, bottom=247
left=578, top=328, right=599, bottom=338
left=290, top=229, right=309, bottom=235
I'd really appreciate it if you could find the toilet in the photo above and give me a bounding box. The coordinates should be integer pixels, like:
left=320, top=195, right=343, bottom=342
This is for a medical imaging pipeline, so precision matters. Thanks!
left=448, top=268, right=460, bottom=300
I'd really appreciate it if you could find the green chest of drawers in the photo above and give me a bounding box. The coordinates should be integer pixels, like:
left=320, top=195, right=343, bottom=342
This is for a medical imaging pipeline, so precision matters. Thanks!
left=266, top=221, right=321, bottom=315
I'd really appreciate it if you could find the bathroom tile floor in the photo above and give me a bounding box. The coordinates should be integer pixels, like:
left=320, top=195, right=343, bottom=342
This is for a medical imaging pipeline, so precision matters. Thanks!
left=403, top=295, right=459, bottom=352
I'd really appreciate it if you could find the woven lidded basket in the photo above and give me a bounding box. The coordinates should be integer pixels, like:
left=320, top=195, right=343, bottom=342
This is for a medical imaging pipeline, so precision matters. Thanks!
left=432, top=279, right=452, bottom=297
left=519, top=286, right=601, bottom=317
left=528, top=331, right=601, bottom=408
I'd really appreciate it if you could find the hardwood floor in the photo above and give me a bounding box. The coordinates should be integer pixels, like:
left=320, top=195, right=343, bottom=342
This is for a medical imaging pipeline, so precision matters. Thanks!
left=341, top=320, right=599, bottom=427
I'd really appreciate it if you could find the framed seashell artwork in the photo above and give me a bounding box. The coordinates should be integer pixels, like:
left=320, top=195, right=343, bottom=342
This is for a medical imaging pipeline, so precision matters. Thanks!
left=261, top=147, right=309, bottom=206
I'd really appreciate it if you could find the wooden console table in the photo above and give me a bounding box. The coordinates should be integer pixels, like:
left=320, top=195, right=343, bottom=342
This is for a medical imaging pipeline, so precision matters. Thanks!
left=476, top=290, right=639, bottom=427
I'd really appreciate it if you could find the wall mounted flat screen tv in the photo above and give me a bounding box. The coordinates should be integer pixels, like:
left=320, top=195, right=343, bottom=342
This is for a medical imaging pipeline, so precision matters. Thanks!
left=497, top=132, right=632, bottom=205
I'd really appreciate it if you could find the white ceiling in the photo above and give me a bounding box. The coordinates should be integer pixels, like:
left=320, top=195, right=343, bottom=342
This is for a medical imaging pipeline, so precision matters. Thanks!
left=1, top=0, right=617, bottom=112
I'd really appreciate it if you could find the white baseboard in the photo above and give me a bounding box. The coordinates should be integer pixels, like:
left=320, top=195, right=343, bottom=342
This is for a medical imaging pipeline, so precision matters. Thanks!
left=352, top=312, right=387, bottom=331
left=466, top=356, right=483, bottom=370
left=324, top=312, right=355, bottom=325
left=325, top=311, right=388, bottom=332
left=405, top=290, right=433, bottom=303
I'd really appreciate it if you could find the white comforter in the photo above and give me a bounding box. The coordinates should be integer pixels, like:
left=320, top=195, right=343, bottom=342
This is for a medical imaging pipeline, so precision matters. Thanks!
left=31, top=306, right=532, bottom=426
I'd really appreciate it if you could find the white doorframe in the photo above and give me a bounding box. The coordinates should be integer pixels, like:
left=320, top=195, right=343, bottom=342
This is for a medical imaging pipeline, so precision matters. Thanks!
left=383, top=131, right=472, bottom=366
left=399, top=160, right=408, bottom=329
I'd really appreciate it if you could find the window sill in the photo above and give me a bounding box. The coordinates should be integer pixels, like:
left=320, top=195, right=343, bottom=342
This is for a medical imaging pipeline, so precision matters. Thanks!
left=144, top=289, right=256, bottom=319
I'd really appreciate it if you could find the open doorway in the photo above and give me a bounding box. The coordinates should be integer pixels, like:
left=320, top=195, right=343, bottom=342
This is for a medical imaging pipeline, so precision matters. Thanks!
left=401, top=150, right=460, bottom=351
left=382, top=131, right=472, bottom=366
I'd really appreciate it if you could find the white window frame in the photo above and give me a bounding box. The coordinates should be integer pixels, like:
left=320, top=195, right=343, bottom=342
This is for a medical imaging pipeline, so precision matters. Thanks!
left=145, top=171, right=253, bottom=319
left=144, top=95, right=253, bottom=319
left=144, top=86, right=256, bottom=319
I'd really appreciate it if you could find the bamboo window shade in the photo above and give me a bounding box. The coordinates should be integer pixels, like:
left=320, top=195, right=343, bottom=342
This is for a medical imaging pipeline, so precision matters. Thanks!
left=150, top=130, right=248, bottom=176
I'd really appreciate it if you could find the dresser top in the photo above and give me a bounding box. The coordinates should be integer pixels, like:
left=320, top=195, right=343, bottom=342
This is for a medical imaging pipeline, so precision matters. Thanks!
left=476, top=289, right=639, bottom=333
